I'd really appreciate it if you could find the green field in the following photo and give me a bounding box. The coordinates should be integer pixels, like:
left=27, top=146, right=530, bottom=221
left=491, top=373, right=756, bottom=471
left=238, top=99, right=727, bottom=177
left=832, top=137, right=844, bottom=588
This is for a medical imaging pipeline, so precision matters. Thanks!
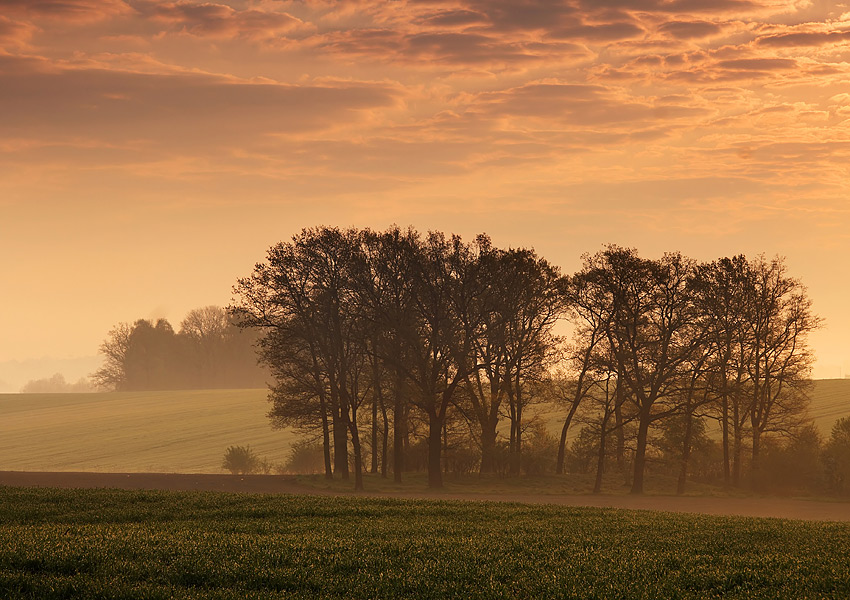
left=0, top=389, right=296, bottom=473
left=0, top=487, right=848, bottom=599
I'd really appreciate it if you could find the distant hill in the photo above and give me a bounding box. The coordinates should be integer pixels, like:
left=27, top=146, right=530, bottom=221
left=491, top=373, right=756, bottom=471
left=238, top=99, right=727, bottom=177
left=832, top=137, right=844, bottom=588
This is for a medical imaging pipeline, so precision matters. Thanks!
left=810, top=379, right=850, bottom=434
left=0, top=389, right=296, bottom=473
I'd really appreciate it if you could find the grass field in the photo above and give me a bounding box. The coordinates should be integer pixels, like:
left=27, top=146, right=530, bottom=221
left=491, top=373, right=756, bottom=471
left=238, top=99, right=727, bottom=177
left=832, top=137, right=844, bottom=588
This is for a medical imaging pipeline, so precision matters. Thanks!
left=0, top=389, right=296, bottom=473
left=0, top=487, right=848, bottom=599
left=0, top=380, right=847, bottom=475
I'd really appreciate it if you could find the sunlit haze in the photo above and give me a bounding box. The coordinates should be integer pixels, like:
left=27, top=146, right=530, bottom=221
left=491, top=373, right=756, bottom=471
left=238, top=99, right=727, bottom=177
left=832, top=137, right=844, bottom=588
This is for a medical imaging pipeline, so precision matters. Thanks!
left=2, top=0, right=849, bottom=391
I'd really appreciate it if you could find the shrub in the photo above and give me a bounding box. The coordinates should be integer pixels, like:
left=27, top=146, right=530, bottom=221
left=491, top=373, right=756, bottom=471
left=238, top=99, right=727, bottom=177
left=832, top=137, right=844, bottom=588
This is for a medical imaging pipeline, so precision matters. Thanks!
left=282, top=441, right=326, bottom=474
left=522, top=422, right=559, bottom=475
left=761, top=425, right=824, bottom=494
left=222, top=445, right=261, bottom=475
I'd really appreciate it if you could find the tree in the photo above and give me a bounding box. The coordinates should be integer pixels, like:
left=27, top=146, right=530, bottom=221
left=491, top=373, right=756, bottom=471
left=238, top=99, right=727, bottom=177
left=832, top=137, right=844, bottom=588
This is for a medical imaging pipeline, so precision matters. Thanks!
left=91, top=322, right=132, bottom=390
left=180, top=305, right=230, bottom=387
left=21, top=373, right=95, bottom=393
left=358, top=227, right=419, bottom=483
left=584, top=248, right=703, bottom=494
left=380, top=231, right=484, bottom=489
left=122, top=318, right=183, bottom=390
left=824, top=417, right=850, bottom=495
left=744, top=256, right=819, bottom=489
left=555, top=264, right=613, bottom=475
left=690, top=256, right=750, bottom=486
left=457, top=242, right=566, bottom=475
left=232, top=227, right=372, bottom=491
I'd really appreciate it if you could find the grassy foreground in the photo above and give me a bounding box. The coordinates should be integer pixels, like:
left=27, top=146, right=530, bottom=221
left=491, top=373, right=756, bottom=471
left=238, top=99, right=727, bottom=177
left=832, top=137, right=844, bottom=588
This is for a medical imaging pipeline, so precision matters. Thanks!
left=1, top=487, right=849, bottom=599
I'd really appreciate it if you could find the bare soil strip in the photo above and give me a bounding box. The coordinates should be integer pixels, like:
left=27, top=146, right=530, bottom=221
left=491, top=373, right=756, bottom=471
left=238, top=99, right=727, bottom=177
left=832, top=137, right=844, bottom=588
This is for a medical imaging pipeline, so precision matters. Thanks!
left=1, top=471, right=848, bottom=522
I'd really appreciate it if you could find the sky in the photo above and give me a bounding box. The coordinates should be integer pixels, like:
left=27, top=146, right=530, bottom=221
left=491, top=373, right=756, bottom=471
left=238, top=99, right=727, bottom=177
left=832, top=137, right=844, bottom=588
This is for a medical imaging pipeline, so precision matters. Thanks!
left=1, top=0, right=849, bottom=391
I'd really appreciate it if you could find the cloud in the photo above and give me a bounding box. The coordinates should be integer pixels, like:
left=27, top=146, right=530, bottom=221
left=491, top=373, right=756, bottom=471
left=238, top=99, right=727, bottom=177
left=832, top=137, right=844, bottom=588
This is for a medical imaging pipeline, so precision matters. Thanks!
left=0, top=55, right=402, bottom=157
left=476, top=81, right=709, bottom=128
left=134, top=1, right=311, bottom=40
left=460, top=0, right=580, bottom=32
left=415, top=9, right=490, bottom=28
left=314, top=27, right=582, bottom=67
left=548, top=21, right=646, bottom=42
left=657, top=20, right=723, bottom=39
left=715, top=57, right=798, bottom=70
left=0, top=16, right=37, bottom=47
left=0, top=0, right=130, bottom=22
left=756, top=29, right=850, bottom=47
left=574, top=0, right=764, bottom=15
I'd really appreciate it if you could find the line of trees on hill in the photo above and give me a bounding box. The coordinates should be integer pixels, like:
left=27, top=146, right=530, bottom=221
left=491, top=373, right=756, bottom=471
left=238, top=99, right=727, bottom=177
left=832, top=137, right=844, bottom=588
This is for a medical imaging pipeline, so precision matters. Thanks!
left=231, top=226, right=821, bottom=494
left=92, top=306, right=267, bottom=391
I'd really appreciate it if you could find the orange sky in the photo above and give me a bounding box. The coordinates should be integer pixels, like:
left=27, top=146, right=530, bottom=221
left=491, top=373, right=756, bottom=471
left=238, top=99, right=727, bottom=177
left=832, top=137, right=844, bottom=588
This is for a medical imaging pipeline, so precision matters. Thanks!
left=1, top=0, right=849, bottom=390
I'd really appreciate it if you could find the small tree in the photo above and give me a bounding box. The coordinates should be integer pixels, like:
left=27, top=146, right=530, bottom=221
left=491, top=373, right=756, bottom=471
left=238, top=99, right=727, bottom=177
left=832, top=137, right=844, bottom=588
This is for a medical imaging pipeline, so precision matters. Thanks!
left=824, top=417, right=850, bottom=496
left=222, top=445, right=261, bottom=475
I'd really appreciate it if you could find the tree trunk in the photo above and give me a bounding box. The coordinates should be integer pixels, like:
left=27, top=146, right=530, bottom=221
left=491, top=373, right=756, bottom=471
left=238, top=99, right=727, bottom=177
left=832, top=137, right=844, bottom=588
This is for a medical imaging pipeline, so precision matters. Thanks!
left=593, top=410, right=612, bottom=494
left=319, top=393, right=333, bottom=480
left=480, top=424, right=497, bottom=475
left=332, top=399, right=349, bottom=480
left=511, top=401, right=523, bottom=476
left=721, top=395, right=730, bottom=486
left=556, top=402, right=581, bottom=475
left=614, top=382, right=626, bottom=474
left=557, top=416, right=570, bottom=475
left=371, top=397, right=379, bottom=474
left=677, top=410, right=694, bottom=495
left=751, top=428, right=762, bottom=491
left=732, top=399, right=741, bottom=487
left=349, top=417, right=364, bottom=492
left=393, top=372, right=405, bottom=483
left=630, top=410, right=651, bottom=495
left=380, top=395, right=389, bottom=478
left=427, top=411, right=443, bottom=489
left=443, top=420, right=449, bottom=476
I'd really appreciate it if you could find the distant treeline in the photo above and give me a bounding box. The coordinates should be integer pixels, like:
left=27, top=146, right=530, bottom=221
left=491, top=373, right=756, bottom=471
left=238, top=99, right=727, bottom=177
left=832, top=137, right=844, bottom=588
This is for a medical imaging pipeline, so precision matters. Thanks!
left=232, top=226, right=824, bottom=494
left=20, top=373, right=96, bottom=394
left=92, top=306, right=267, bottom=391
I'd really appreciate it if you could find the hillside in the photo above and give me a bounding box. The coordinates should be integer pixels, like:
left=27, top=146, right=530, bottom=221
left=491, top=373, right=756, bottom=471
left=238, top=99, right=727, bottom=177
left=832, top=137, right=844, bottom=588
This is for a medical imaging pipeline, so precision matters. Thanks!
left=0, top=389, right=296, bottom=473
left=0, top=380, right=847, bottom=475
left=810, top=379, right=850, bottom=434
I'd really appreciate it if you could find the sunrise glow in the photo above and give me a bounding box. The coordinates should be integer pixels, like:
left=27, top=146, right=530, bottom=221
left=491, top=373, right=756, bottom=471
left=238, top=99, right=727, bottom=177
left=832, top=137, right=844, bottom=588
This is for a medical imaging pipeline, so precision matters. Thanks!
left=1, top=0, right=849, bottom=390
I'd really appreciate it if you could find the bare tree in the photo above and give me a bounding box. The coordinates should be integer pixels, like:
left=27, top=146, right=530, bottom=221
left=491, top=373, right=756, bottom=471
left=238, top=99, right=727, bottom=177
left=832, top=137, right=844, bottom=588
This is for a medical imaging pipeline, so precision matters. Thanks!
left=91, top=322, right=132, bottom=390
left=231, top=227, right=371, bottom=490
left=744, top=256, right=819, bottom=488
left=583, top=247, right=703, bottom=494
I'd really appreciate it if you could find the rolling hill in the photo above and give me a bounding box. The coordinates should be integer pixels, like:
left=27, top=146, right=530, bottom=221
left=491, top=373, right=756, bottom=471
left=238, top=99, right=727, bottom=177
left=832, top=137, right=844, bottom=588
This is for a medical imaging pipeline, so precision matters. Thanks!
left=809, top=379, right=850, bottom=434
left=0, top=389, right=296, bottom=473
left=0, top=380, right=848, bottom=474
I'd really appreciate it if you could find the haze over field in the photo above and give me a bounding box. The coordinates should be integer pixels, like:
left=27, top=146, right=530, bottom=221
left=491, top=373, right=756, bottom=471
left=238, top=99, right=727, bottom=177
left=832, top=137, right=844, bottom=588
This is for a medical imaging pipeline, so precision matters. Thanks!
left=1, top=0, right=849, bottom=387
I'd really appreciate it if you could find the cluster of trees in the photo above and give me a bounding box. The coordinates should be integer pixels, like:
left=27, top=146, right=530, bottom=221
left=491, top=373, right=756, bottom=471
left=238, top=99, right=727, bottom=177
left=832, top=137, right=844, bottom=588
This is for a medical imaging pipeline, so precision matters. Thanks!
left=21, top=373, right=96, bottom=394
left=231, top=226, right=820, bottom=494
left=557, top=250, right=818, bottom=494
left=92, top=306, right=267, bottom=391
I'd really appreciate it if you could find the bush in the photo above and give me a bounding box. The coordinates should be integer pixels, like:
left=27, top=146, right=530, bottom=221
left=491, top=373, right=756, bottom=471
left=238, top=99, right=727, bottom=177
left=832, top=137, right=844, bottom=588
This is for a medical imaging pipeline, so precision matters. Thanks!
left=761, top=425, right=824, bottom=494
left=282, top=440, right=326, bottom=474
left=522, top=422, right=559, bottom=475
left=222, top=445, right=261, bottom=475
